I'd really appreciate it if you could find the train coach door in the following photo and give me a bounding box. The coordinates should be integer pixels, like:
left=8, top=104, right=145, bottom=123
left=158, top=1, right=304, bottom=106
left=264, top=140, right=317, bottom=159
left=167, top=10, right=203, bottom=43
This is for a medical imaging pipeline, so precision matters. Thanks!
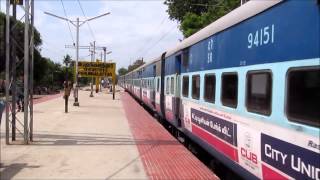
left=152, top=65, right=156, bottom=108
left=160, top=52, right=166, bottom=118
left=175, top=54, right=182, bottom=127
left=139, top=70, right=142, bottom=99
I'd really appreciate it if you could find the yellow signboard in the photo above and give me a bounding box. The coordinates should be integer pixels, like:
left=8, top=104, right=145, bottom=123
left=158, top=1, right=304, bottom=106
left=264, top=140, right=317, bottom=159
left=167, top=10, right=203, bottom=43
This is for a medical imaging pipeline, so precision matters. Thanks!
left=75, top=61, right=117, bottom=99
left=10, top=0, right=23, bottom=5
left=77, top=61, right=115, bottom=78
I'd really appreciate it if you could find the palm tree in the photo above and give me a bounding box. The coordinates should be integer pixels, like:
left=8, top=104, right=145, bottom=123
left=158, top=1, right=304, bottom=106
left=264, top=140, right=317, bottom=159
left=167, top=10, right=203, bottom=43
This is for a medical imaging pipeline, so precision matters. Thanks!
left=63, top=54, right=71, bottom=66
left=63, top=54, right=72, bottom=86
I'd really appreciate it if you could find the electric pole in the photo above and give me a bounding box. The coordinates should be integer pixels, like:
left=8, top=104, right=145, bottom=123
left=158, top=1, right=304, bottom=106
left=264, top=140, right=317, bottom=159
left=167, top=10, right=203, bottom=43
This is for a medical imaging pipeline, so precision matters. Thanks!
left=90, top=41, right=95, bottom=97
left=5, top=0, right=35, bottom=145
left=44, top=11, right=110, bottom=106
left=65, top=44, right=110, bottom=96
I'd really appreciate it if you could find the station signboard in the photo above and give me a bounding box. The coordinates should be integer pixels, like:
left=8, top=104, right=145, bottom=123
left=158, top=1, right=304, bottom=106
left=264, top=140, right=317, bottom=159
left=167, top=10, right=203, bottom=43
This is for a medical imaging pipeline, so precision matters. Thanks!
left=77, top=61, right=115, bottom=78
left=10, top=0, right=23, bottom=5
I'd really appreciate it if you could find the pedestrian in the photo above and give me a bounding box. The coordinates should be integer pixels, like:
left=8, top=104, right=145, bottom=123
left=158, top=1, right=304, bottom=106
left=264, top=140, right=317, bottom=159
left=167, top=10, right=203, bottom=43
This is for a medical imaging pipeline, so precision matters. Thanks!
left=101, top=79, right=105, bottom=88
left=0, top=99, right=5, bottom=124
left=0, top=80, right=5, bottom=95
left=16, top=76, right=24, bottom=112
left=64, top=81, right=72, bottom=113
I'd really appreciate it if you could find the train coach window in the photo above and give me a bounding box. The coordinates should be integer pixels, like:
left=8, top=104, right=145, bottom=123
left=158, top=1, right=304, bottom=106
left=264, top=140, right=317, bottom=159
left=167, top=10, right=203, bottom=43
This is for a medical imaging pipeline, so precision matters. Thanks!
left=204, top=74, right=216, bottom=103
left=192, top=75, right=200, bottom=100
left=166, top=77, right=170, bottom=94
left=246, top=71, right=272, bottom=115
left=287, top=67, right=320, bottom=127
left=222, top=73, right=238, bottom=108
left=182, top=76, right=189, bottom=97
left=171, top=77, right=175, bottom=95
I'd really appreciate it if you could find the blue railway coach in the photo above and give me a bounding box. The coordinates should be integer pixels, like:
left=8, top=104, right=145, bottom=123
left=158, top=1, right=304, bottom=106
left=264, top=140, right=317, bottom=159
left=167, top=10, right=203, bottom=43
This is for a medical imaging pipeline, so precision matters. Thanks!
left=120, top=0, right=320, bottom=179
left=140, top=61, right=157, bottom=110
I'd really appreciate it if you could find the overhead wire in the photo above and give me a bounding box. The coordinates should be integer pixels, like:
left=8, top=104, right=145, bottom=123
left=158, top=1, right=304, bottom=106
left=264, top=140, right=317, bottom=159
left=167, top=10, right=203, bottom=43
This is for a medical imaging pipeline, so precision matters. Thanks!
left=60, top=0, right=75, bottom=45
left=138, top=0, right=225, bottom=60
left=142, top=24, right=177, bottom=58
left=42, top=40, right=67, bottom=54
left=136, top=15, right=168, bottom=57
left=79, top=54, right=92, bottom=59
left=41, top=49, right=65, bottom=59
left=190, top=0, right=225, bottom=8
left=41, top=40, right=77, bottom=63
left=41, top=47, right=65, bottom=57
left=77, top=0, right=96, bottom=41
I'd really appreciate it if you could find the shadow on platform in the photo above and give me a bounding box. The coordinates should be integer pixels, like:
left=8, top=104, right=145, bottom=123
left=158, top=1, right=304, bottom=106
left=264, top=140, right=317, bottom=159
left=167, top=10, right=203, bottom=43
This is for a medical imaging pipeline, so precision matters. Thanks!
left=28, top=133, right=180, bottom=146
left=0, top=163, right=40, bottom=180
left=105, top=144, right=158, bottom=179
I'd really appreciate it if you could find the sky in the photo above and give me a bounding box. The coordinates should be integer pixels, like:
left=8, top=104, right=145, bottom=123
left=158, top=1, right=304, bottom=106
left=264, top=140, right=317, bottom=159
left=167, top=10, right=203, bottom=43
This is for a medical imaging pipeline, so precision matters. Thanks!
left=0, top=0, right=183, bottom=70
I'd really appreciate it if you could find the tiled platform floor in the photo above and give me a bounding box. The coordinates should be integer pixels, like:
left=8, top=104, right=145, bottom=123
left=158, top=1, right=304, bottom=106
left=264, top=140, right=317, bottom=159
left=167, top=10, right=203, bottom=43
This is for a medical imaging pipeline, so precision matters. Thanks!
left=122, top=92, right=219, bottom=180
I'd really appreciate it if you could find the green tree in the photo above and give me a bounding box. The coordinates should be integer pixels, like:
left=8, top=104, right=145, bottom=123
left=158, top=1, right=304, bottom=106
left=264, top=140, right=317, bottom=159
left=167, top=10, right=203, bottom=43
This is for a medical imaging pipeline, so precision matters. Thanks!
left=0, top=12, right=69, bottom=91
left=63, top=54, right=72, bottom=66
left=62, top=54, right=73, bottom=86
left=180, top=12, right=204, bottom=37
left=164, top=0, right=209, bottom=22
left=128, top=59, right=145, bottom=72
left=118, top=67, right=128, bottom=76
left=165, top=0, right=240, bottom=37
left=0, top=12, right=42, bottom=73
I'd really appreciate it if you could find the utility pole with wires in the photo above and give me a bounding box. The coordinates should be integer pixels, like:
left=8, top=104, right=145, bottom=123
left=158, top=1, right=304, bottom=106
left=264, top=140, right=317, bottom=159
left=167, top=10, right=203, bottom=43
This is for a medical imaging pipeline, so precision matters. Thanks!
left=44, top=11, right=110, bottom=106
left=5, top=0, right=35, bottom=145
left=90, top=41, right=95, bottom=97
left=102, top=47, right=112, bottom=63
left=100, top=47, right=111, bottom=92
left=64, top=44, right=110, bottom=96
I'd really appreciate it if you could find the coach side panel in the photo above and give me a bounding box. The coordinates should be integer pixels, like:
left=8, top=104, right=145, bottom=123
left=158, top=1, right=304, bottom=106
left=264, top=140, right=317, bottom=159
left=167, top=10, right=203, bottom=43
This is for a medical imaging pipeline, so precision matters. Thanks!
left=180, top=1, right=320, bottom=179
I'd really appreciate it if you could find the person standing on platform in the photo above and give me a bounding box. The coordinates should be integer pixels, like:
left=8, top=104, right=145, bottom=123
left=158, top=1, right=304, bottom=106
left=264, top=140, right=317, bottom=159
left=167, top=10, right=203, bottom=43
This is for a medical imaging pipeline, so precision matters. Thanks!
left=0, top=99, right=4, bottom=125
left=63, top=81, right=72, bottom=113
left=17, top=76, right=24, bottom=112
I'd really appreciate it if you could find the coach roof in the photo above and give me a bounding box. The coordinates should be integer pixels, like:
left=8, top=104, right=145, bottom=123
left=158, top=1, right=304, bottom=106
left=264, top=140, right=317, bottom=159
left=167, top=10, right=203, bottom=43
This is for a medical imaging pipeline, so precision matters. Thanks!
left=165, top=0, right=282, bottom=58
left=130, top=55, right=161, bottom=74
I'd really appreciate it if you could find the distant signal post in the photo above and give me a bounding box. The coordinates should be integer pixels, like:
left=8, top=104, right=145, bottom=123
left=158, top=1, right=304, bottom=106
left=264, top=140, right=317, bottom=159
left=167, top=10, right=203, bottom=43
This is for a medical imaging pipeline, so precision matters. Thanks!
left=77, top=61, right=116, bottom=99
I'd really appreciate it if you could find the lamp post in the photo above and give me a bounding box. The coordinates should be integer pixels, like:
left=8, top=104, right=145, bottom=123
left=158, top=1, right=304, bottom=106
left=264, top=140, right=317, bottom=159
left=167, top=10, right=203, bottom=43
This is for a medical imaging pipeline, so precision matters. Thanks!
left=65, top=61, right=69, bottom=113
left=90, top=41, right=95, bottom=97
left=104, top=51, right=112, bottom=62
left=44, top=11, right=110, bottom=106
left=102, top=50, right=112, bottom=91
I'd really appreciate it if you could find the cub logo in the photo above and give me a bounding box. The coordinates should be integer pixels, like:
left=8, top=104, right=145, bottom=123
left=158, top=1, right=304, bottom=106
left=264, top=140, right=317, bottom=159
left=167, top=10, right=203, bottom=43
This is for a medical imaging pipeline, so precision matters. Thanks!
left=241, top=132, right=258, bottom=165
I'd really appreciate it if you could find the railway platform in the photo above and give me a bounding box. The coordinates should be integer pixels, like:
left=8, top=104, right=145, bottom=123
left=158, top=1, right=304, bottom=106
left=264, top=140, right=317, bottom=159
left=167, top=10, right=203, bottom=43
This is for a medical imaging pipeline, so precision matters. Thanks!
left=0, top=87, right=218, bottom=179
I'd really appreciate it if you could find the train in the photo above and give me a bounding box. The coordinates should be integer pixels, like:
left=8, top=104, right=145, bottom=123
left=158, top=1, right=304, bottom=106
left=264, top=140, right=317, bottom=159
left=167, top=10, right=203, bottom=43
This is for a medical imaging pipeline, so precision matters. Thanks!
left=119, top=0, right=320, bottom=179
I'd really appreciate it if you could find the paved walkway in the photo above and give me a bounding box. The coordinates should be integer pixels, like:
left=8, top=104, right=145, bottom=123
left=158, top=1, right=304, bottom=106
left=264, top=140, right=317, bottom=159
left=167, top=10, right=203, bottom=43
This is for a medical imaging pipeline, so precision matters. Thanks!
left=0, top=89, right=147, bottom=179
left=0, top=88, right=218, bottom=180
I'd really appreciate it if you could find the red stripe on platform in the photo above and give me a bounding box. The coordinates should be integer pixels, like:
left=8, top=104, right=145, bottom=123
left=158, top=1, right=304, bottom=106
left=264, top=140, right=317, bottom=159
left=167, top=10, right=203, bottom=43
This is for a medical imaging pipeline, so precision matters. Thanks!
left=121, top=92, right=218, bottom=180
left=192, top=124, right=238, bottom=162
left=34, top=92, right=63, bottom=104
left=262, top=164, right=288, bottom=180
